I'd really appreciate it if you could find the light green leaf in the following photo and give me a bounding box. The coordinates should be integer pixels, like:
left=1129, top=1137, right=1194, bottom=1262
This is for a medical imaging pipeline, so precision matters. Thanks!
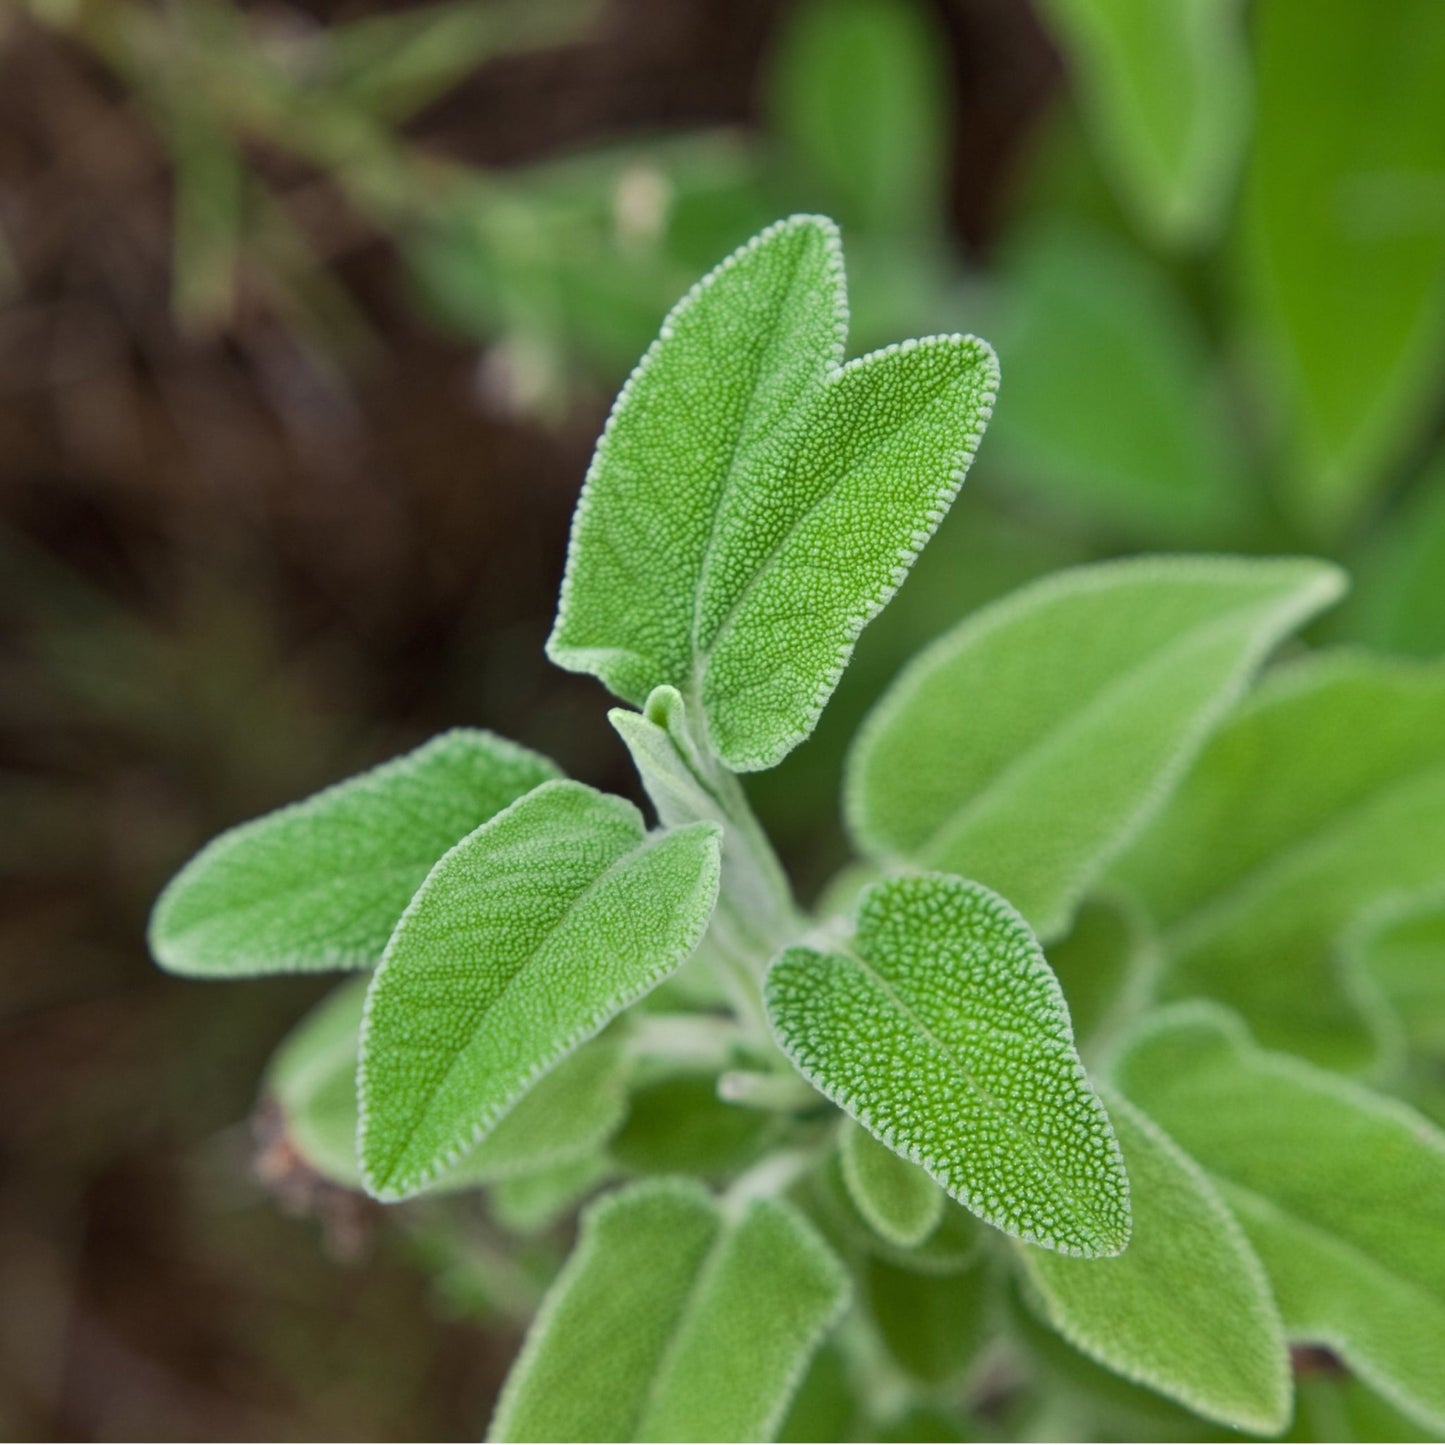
left=1342, top=451, right=1445, bottom=658
left=149, top=729, right=560, bottom=977
left=865, top=1251, right=992, bottom=1386
left=769, top=0, right=947, bottom=238
left=489, top=1155, right=614, bottom=1237
left=1016, top=1092, right=1291, bottom=1435
left=359, top=781, right=721, bottom=1199
left=840, top=1119, right=945, bottom=1249
left=547, top=214, right=998, bottom=772
left=1116, top=1004, right=1445, bottom=1436
left=489, top=1178, right=850, bottom=1443
left=847, top=556, right=1343, bottom=940
left=766, top=874, right=1130, bottom=1257
left=808, top=1150, right=984, bottom=1276
left=1354, top=894, right=1445, bottom=1058
left=987, top=228, right=1250, bottom=543
left=1240, top=0, right=1445, bottom=533
left=1113, top=652, right=1445, bottom=1068
left=611, top=1075, right=776, bottom=1182
left=1037, top=0, right=1249, bottom=246
left=265, top=978, right=629, bottom=1191
left=1044, top=895, right=1157, bottom=1063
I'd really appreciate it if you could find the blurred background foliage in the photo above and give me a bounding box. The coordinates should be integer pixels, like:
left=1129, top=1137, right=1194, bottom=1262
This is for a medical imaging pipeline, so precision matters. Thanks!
left=1, top=0, right=1442, bottom=1436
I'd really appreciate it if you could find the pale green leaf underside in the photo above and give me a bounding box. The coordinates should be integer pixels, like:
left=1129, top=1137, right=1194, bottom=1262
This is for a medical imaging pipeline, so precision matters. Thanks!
left=847, top=555, right=1343, bottom=940
left=840, top=1118, right=946, bottom=1249
left=1039, top=0, right=1250, bottom=246
left=1116, top=1004, right=1445, bottom=1435
left=489, top=1178, right=849, bottom=1443
left=1017, top=1091, right=1290, bottom=1435
left=149, top=729, right=560, bottom=977
left=1113, top=652, right=1445, bottom=1068
left=359, top=781, right=721, bottom=1199
left=267, top=977, right=628, bottom=1191
left=547, top=213, right=998, bottom=772
left=766, top=874, right=1130, bottom=1257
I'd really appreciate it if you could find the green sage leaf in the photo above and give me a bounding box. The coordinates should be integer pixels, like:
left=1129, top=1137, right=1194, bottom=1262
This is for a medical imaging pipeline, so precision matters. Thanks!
left=547, top=214, right=998, bottom=772
left=866, top=1251, right=992, bottom=1387
left=1113, top=652, right=1445, bottom=1068
left=266, top=977, right=629, bottom=1191
left=766, top=874, right=1130, bottom=1257
left=1037, top=0, right=1250, bottom=246
left=1016, top=1092, right=1291, bottom=1435
left=1116, top=1004, right=1445, bottom=1436
left=489, top=1178, right=849, bottom=1443
left=359, top=781, right=720, bottom=1199
left=847, top=556, right=1342, bottom=940
left=840, top=1119, right=946, bottom=1250
left=1240, top=0, right=1445, bottom=533
left=150, top=729, right=560, bottom=977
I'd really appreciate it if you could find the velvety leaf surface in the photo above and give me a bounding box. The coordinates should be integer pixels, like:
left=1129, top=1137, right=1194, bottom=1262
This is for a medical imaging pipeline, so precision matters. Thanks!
left=1037, top=0, right=1249, bottom=246
left=1116, top=1005, right=1445, bottom=1435
left=150, top=729, right=559, bottom=976
left=1240, top=0, right=1445, bottom=533
left=359, top=781, right=720, bottom=1199
left=766, top=874, right=1130, bottom=1256
left=1044, top=895, right=1157, bottom=1062
left=1017, top=1092, right=1290, bottom=1434
left=547, top=214, right=997, bottom=771
left=987, top=228, right=1249, bottom=542
left=840, top=1118, right=946, bottom=1249
left=1113, top=652, right=1445, bottom=1068
left=489, top=1178, right=849, bottom=1443
left=266, top=977, right=629, bottom=1191
left=866, top=1251, right=992, bottom=1386
left=847, top=556, right=1342, bottom=939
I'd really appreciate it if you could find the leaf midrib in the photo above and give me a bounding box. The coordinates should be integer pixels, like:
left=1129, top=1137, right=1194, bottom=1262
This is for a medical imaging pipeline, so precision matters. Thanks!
left=829, top=941, right=1116, bottom=1251
left=365, top=824, right=681, bottom=1192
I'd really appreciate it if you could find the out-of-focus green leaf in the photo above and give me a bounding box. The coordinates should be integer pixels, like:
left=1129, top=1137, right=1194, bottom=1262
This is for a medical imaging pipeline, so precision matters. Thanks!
left=767, top=875, right=1130, bottom=1257
left=1114, top=652, right=1445, bottom=1069
left=1117, top=1004, right=1445, bottom=1436
left=847, top=556, right=1342, bottom=939
left=776, top=1343, right=859, bottom=1444
left=769, top=0, right=947, bottom=238
left=1044, top=895, right=1157, bottom=1062
left=149, top=730, right=559, bottom=977
left=611, top=1075, right=776, bottom=1181
left=1342, top=452, right=1445, bottom=658
left=1240, top=0, right=1445, bottom=534
left=489, top=1179, right=849, bottom=1442
left=840, top=1118, right=946, bottom=1249
left=488, top=1155, right=613, bottom=1237
left=1036, top=0, right=1249, bottom=246
left=359, top=781, right=720, bottom=1199
left=1353, top=894, right=1445, bottom=1058
left=866, top=1251, right=992, bottom=1386
left=1017, top=1093, right=1290, bottom=1434
left=986, top=229, right=1250, bottom=542
left=1288, top=1374, right=1438, bottom=1443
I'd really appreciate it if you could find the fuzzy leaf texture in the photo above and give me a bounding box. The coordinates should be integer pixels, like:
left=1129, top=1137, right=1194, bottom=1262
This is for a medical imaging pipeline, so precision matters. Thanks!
left=766, top=874, right=1130, bottom=1256
left=149, top=729, right=560, bottom=976
left=266, top=978, right=628, bottom=1191
left=847, top=556, right=1343, bottom=940
left=1037, top=0, right=1251, bottom=247
left=359, top=780, right=720, bottom=1199
left=1016, top=1092, right=1291, bottom=1434
left=489, top=1178, right=849, bottom=1443
left=546, top=213, right=998, bottom=772
left=840, top=1118, right=946, bottom=1249
left=1113, top=652, right=1445, bottom=1069
left=1116, top=1004, right=1445, bottom=1436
